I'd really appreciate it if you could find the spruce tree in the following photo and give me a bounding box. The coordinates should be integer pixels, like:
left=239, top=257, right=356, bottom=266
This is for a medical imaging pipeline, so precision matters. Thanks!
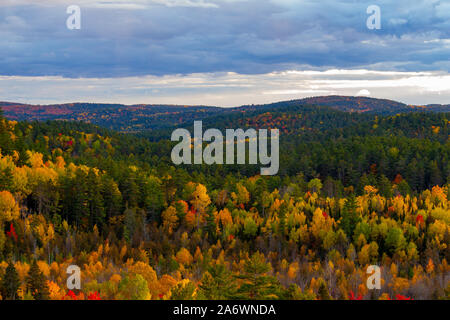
left=341, top=193, right=360, bottom=238
left=317, top=280, right=332, bottom=300
left=26, top=260, right=49, bottom=300
left=0, top=261, right=20, bottom=300
left=205, top=207, right=217, bottom=242
left=87, top=169, right=105, bottom=230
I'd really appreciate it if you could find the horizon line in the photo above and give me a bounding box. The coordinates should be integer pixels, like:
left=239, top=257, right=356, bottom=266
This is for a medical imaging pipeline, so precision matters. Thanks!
left=2, top=94, right=448, bottom=110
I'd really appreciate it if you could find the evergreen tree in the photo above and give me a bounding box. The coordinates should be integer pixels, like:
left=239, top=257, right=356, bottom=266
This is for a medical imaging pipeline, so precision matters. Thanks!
left=142, top=175, right=165, bottom=221
left=254, top=177, right=268, bottom=215
left=26, top=260, right=49, bottom=300
left=357, top=174, right=370, bottom=195
left=429, top=160, right=443, bottom=187
left=205, top=207, right=217, bottom=242
left=101, top=175, right=122, bottom=219
left=198, top=264, right=237, bottom=299
left=171, top=280, right=197, bottom=300
left=397, top=179, right=412, bottom=196
left=317, top=279, right=332, bottom=300
left=377, top=174, right=393, bottom=198
left=123, top=207, right=136, bottom=244
left=0, top=261, right=20, bottom=300
left=341, top=193, right=360, bottom=239
left=0, top=166, right=13, bottom=191
left=277, top=202, right=287, bottom=239
left=233, top=252, right=280, bottom=299
left=86, top=169, right=105, bottom=230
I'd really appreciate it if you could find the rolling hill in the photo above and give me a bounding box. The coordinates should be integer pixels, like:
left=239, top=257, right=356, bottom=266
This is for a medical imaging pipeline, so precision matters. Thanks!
left=1, top=96, right=449, bottom=132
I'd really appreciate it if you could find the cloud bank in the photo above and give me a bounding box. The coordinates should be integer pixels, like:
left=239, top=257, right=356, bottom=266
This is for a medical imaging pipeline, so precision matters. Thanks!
left=0, top=1, right=448, bottom=104
left=1, top=69, right=449, bottom=106
left=0, top=0, right=449, bottom=78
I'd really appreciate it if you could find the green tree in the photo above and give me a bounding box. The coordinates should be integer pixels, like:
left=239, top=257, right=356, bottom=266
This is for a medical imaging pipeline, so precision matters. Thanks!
left=283, top=284, right=316, bottom=300
left=205, top=207, right=217, bottom=241
left=308, top=178, right=323, bottom=194
left=117, top=274, right=150, bottom=300
left=0, top=166, right=13, bottom=192
left=0, top=261, right=21, bottom=300
left=377, top=174, right=393, bottom=198
left=198, top=264, right=237, bottom=300
left=317, top=279, right=332, bottom=300
left=341, top=193, right=360, bottom=239
left=243, top=217, right=258, bottom=239
left=385, top=227, right=406, bottom=254
left=233, top=252, right=280, bottom=300
left=171, top=280, right=197, bottom=300
left=86, top=169, right=105, bottom=230
left=142, top=175, right=165, bottom=221
left=26, top=260, right=49, bottom=300
left=397, top=179, right=412, bottom=196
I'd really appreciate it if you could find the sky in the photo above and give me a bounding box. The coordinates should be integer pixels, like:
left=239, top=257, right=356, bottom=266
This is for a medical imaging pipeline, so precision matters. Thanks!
left=0, top=0, right=449, bottom=106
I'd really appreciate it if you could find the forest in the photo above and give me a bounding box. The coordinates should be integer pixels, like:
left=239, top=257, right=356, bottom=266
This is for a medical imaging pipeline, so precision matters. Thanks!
left=0, top=102, right=449, bottom=300
left=2, top=96, right=448, bottom=133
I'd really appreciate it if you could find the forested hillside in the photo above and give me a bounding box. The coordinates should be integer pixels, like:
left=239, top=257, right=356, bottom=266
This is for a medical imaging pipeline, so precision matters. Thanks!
left=0, top=105, right=449, bottom=300
left=2, top=96, right=449, bottom=133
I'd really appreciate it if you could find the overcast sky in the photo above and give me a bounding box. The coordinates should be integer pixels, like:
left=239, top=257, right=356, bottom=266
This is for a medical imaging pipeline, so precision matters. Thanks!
left=0, top=0, right=449, bottom=106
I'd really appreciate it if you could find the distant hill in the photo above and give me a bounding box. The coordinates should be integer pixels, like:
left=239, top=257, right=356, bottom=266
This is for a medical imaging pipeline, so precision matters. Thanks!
left=1, top=96, right=448, bottom=132
left=241, top=96, right=450, bottom=114
left=285, top=96, right=408, bottom=113
left=423, top=104, right=450, bottom=113
left=0, top=102, right=223, bottom=132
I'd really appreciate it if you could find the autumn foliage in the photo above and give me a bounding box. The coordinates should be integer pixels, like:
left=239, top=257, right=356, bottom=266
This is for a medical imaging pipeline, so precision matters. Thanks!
left=0, top=109, right=449, bottom=300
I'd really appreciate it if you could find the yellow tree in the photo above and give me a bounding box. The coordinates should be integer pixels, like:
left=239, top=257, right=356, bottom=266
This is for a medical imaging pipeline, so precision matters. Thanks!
left=190, top=183, right=211, bottom=228
left=0, top=190, right=20, bottom=252
left=231, top=183, right=250, bottom=208
left=216, top=208, right=233, bottom=228
left=0, top=190, right=20, bottom=222
left=176, top=248, right=193, bottom=266
left=161, top=206, right=179, bottom=234
left=128, top=261, right=159, bottom=299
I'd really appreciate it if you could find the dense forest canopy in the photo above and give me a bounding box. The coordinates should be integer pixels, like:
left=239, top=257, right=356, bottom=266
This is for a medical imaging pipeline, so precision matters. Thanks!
left=0, top=101, right=449, bottom=300
left=2, top=96, right=449, bottom=132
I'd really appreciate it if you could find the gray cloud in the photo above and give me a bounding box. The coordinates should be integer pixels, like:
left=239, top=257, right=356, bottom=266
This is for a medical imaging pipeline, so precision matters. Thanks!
left=0, top=0, right=448, bottom=78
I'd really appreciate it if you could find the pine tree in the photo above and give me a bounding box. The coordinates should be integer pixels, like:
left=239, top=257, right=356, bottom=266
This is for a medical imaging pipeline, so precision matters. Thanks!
left=205, top=207, right=217, bottom=242
left=0, top=166, right=13, bottom=191
left=0, top=109, right=14, bottom=155
left=0, top=261, right=20, bottom=300
left=123, top=207, right=136, bottom=244
left=317, top=279, right=332, bottom=300
left=341, top=193, right=360, bottom=238
left=102, top=175, right=122, bottom=219
left=86, top=169, right=105, bottom=230
left=254, top=177, right=268, bottom=216
left=170, top=280, right=196, bottom=300
left=233, top=252, right=280, bottom=300
left=199, top=264, right=237, bottom=299
left=26, top=260, right=49, bottom=300
left=377, top=174, right=393, bottom=198
left=429, top=160, right=443, bottom=187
